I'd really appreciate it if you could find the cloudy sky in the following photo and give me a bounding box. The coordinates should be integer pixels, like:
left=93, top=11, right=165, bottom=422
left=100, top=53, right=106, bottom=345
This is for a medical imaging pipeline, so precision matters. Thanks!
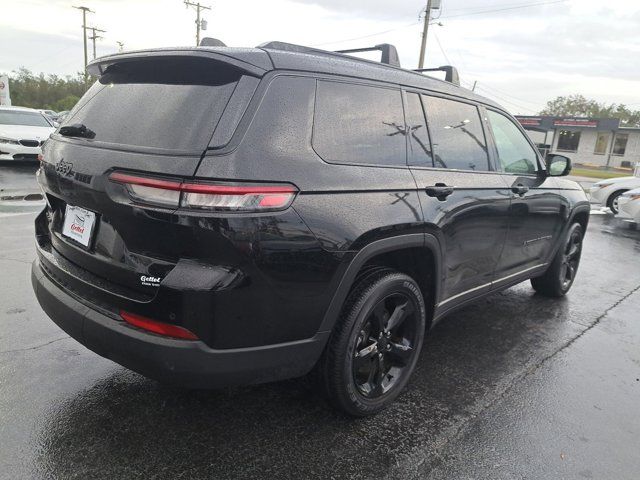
left=2, top=0, right=639, bottom=114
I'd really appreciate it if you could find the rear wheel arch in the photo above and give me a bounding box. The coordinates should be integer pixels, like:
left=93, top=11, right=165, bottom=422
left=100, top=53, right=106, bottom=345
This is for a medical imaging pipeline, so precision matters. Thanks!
left=319, top=234, right=441, bottom=334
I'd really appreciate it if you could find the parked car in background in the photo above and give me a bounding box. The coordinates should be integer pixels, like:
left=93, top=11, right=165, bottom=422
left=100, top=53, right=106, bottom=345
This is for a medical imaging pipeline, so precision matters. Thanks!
left=56, top=110, right=70, bottom=123
left=589, top=175, right=640, bottom=214
left=0, top=106, right=55, bottom=162
left=616, top=188, right=640, bottom=225
left=38, top=109, right=58, bottom=120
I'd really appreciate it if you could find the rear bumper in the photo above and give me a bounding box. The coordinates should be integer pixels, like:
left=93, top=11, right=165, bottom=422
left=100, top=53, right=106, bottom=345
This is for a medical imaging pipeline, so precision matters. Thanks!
left=32, top=258, right=328, bottom=388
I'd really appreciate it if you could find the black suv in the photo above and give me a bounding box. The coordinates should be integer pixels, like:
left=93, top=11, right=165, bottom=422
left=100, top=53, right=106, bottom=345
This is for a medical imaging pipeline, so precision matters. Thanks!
left=32, top=41, right=589, bottom=416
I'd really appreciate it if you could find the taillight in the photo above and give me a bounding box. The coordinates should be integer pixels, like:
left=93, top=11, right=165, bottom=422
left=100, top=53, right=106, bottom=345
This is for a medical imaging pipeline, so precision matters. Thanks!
left=108, top=172, right=297, bottom=212
left=120, top=310, right=198, bottom=340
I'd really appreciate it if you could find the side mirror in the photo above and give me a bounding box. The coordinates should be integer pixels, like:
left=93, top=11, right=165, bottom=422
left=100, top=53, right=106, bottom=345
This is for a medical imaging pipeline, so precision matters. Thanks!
left=546, top=154, right=572, bottom=177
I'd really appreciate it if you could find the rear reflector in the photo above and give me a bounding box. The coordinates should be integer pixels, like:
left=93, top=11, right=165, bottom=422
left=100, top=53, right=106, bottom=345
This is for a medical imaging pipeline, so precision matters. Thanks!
left=120, top=310, right=199, bottom=340
left=109, top=172, right=297, bottom=212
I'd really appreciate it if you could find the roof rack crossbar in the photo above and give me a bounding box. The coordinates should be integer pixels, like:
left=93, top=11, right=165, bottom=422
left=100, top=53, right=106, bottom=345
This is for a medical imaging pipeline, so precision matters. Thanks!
left=414, top=66, right=460, bottom=86
left=335, top=43, right=401, bottom=68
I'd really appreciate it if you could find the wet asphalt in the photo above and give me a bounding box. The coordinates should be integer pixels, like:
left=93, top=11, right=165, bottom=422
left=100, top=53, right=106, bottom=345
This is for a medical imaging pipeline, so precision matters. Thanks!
left=1, top=163, right=639, bottom=479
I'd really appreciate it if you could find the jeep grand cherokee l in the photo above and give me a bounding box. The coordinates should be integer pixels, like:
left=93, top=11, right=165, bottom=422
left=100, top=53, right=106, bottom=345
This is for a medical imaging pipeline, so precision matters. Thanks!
left=31, top=41, right=590, bottom=416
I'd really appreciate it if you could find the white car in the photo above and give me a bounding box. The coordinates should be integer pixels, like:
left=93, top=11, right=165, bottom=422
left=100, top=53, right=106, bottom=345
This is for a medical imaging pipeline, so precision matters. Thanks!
left=0, top=106, right=55, bottom=162
left=589, top=175, right=640, bottom=214
left=616, top=188, right=640, bottom=224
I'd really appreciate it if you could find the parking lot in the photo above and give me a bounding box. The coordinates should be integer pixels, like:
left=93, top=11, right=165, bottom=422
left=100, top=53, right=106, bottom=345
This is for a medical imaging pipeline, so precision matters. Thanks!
left=1, top=163, right=639, bottom=479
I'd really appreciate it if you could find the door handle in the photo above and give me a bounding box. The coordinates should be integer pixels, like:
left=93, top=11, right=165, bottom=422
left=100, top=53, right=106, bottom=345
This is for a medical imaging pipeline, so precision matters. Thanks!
left=511, top=184, right=529, bottom=196
left=425, top=183, right=454, bottom=201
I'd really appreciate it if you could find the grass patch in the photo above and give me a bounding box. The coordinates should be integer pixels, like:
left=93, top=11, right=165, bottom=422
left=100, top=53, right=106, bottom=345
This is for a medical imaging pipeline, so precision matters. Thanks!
left=571, top=168, right=631, bottom=180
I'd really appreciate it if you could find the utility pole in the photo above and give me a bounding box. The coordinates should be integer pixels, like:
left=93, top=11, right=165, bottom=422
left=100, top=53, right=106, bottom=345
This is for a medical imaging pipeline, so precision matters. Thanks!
left=86, top=26, right=106, bottom=59
left=184, top=1, right=211, bottom=46
left=116, top=41, right=125, bottom=52
left=418, top=0, right=433, bottom=69
left=73, top=6, right=94, bottom=82
left=472, top=81, right=478, bottom=92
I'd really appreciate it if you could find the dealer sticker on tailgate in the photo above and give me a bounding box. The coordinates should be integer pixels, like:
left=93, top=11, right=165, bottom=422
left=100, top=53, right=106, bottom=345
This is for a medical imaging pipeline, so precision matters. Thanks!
left=62, top=205, right=96, bottom=247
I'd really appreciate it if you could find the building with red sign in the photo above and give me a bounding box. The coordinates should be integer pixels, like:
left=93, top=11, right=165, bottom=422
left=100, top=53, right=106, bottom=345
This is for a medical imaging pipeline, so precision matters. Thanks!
left=515, top=115, right=639, bottom=169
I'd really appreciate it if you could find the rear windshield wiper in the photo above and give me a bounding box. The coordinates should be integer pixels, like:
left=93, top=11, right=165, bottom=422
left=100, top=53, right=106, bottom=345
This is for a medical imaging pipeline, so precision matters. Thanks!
left=59, top=123, right=96, bottom=139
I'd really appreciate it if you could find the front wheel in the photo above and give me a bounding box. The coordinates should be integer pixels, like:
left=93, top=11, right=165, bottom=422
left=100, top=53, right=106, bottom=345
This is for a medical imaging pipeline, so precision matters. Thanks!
left=317, top=270, right=426, bottom=416
left=607, top=190, right=626, bottom=214
left=531, top=223, right=584, bottom=297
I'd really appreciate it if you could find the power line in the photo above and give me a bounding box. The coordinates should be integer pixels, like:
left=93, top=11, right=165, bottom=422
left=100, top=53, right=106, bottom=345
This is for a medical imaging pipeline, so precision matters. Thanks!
left=440, top=0, right=570, bottom=19
left=312, top=0, right=569, bottom=50
left=433, top=31, right=452, bottom=65
left=476, top=83, right=539, bottom=106
left=476, top=85, right=539, bottom=113
left=312, top=21, right=419, bottom=47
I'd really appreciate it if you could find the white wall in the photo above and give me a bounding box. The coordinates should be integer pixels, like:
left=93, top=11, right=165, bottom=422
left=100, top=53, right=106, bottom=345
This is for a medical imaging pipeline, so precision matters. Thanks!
left=547, top=129, right=640, bottom=168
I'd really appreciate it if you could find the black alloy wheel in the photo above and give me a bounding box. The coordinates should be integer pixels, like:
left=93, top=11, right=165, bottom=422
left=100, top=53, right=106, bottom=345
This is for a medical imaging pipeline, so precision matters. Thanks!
left=560, top=225, right=583, bottom=291
left=531, top=222, right=584, bottom=297
left=316, top=269, right=426, bottom=416
left=352, top=293, right=419, bottom=398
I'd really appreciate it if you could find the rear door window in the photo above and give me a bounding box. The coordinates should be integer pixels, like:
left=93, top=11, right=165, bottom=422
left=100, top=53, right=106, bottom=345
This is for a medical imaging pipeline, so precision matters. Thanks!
left=422, top=95, right=490, bottom=171
left=487, top=110, right=539, bottom=175
left=313, top=80, right=406, bottom=166
left=62, top=57, right=244, bottom=153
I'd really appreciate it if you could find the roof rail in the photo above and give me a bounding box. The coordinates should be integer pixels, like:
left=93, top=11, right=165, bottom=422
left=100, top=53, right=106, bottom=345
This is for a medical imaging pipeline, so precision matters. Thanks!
left=335, top=44, right=401, bottom=68
left=258, top=41, right=401, bottom=68
left=414, top=66, right=460, bottom=86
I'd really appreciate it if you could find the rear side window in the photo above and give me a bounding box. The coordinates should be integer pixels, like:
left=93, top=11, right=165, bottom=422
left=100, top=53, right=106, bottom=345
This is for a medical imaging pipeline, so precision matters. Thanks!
left=62, top=57, right=244, bottom=153
left=487, top=110, right=538, bottom=175
left=313, top=81, right=406, bottom=166
left=422, top=95, right=490, bottom=171
left=405, top=92, right=433, bottom=167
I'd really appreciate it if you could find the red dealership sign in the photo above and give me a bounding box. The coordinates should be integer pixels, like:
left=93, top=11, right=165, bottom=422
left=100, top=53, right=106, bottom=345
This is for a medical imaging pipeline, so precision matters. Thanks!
left=553, top=118, right=598, bottom=127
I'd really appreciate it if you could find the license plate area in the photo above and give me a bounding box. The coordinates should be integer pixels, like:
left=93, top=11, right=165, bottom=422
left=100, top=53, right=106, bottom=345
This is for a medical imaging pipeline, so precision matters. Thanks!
left=61, top=204, right=97, bottom=248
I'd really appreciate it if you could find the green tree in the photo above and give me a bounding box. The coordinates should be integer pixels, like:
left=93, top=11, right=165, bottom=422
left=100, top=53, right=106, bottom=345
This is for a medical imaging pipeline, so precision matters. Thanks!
left=1, top=67, right=89, bottom=111
left=540, top=94, right=640, bottom=127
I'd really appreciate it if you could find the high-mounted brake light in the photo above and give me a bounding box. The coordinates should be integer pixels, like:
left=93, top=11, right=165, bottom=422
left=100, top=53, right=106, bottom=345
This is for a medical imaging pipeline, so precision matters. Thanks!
left=108, top=172, right=298, bottom=212
left=120, top=310, right=199, bottom=340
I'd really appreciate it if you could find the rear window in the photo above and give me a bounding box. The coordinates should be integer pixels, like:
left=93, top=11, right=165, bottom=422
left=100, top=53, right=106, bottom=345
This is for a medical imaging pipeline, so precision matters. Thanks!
left=313, top=80, right=406, bottom=166
left=62, top=57, right=243, bottom=152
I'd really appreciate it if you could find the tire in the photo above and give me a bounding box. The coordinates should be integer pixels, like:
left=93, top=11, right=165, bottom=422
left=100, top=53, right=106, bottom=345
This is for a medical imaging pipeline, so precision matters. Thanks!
left=531, top=223, right=584, bottom=297
left=607, top=190, right=626, bottom=214
left=317, top=269, right=426, bottom=416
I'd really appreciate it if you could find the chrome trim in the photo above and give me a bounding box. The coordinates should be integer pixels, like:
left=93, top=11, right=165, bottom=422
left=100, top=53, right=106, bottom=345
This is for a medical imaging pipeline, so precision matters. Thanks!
left=523, top=235, right=552, bottom=246
left=437, top=263, right=548, bottom=308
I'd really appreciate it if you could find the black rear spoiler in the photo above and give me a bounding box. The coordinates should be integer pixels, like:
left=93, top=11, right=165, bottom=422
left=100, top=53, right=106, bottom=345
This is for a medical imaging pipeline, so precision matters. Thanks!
left=87, top=48, right=269, bottom=77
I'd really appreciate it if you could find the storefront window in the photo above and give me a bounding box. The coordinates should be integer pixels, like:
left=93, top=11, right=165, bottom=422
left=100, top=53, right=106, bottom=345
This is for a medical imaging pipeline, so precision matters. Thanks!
left=557, top=130, right=581, bottom=152
left=612, top=134, right=629, bottom=156
left=594, top=132, right=610, bottom=155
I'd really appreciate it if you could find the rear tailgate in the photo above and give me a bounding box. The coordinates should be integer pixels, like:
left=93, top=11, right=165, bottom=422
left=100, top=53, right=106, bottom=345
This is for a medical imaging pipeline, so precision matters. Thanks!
left=37, top=53, right=264, bottom=298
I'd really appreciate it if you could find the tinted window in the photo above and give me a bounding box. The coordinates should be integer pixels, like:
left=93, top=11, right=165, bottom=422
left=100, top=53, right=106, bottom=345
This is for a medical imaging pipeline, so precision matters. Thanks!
left=63, top=58, right=242, bottom=152
left=487, top=110, right=538, bottom=175
left=613, top=133, right=628, bottom=156
left=313, top=81, right=406, bottom=166
left=405, top=92, right=433, bottom=167
left=557, top=130, right=580, bottom=152
left=423, top=96, right=489, bottom=171
left=0, top=110, right=51, bottom=127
